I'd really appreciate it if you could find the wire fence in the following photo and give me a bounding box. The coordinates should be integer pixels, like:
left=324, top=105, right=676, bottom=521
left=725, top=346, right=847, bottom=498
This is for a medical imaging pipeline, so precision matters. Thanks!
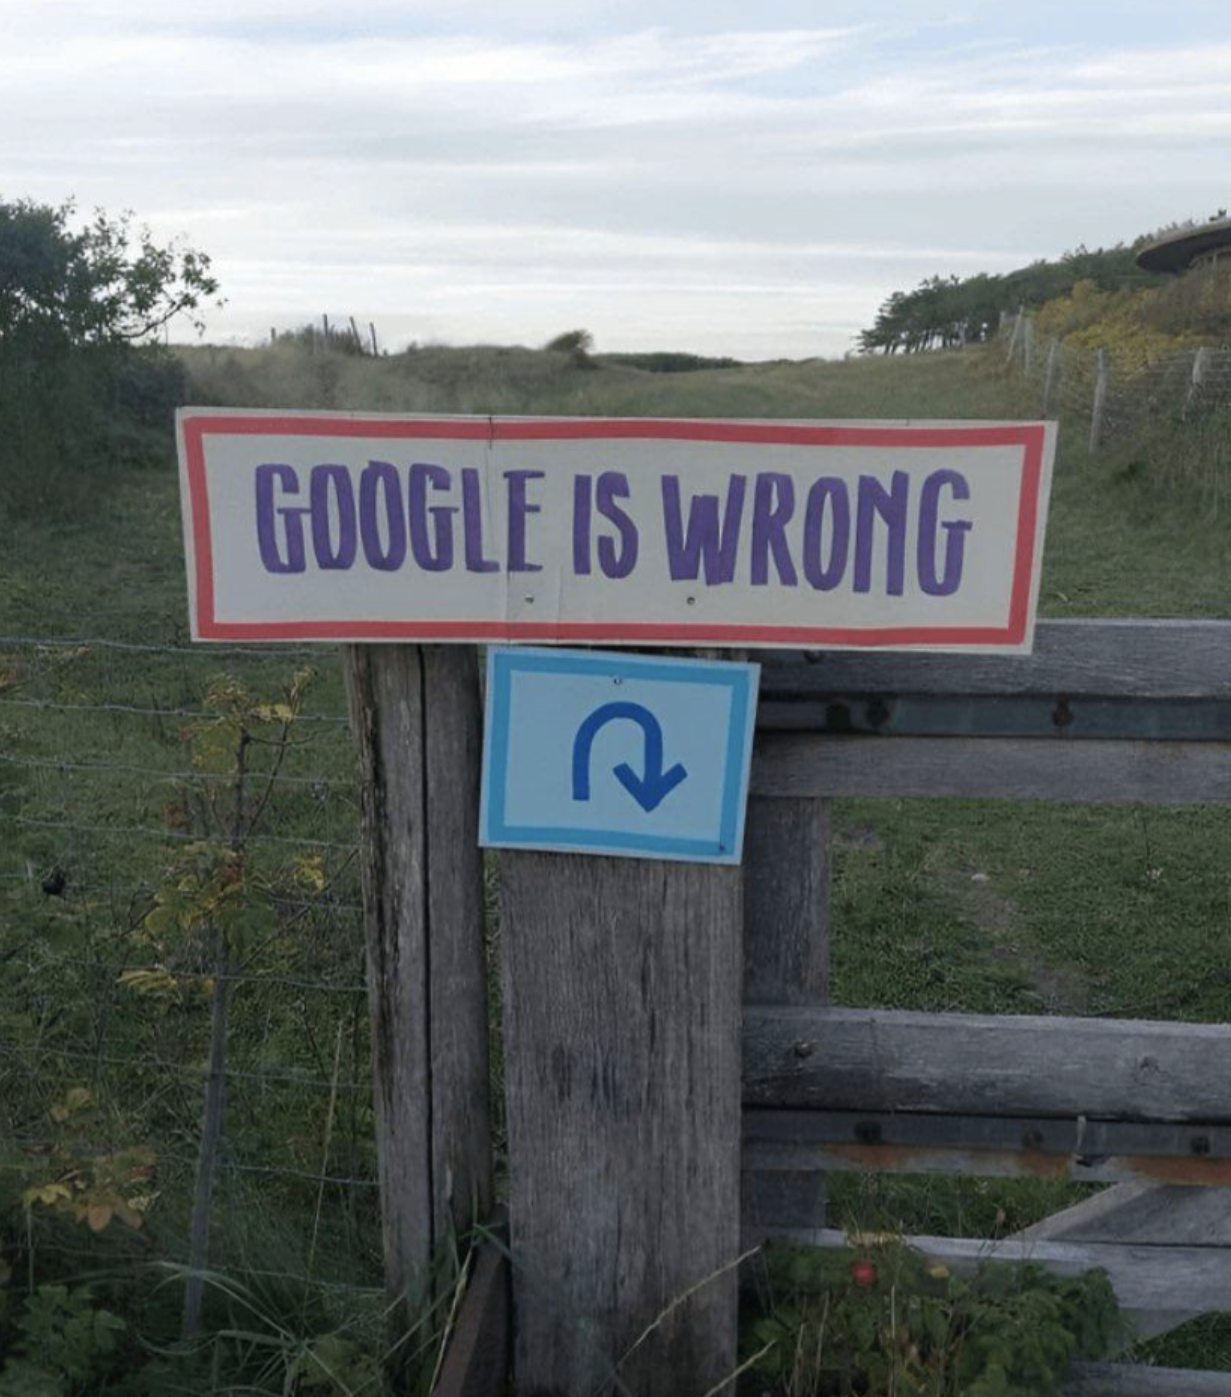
left=0, top=627, right=384, bottom=1311
left=1000, top=310, right=1231, bottom=507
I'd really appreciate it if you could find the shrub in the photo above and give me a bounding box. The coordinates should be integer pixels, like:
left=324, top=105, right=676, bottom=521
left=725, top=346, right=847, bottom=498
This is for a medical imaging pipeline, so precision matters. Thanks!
left=0, top=196, right=217, bottom=514
left=744, top=1240, right=1123, bottom=1396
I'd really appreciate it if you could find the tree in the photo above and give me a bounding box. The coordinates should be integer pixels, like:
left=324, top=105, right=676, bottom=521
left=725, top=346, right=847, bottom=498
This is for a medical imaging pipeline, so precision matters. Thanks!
left=0, top=196, right=219, bottom=351
left=0, top=196, right=219, bottom=511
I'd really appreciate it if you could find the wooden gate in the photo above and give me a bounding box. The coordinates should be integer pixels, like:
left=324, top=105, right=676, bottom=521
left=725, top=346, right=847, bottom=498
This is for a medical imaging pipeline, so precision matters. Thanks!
left=745, top=617, right=1231, bottom=1395
left=353, top=618, right=1231, bottom=1395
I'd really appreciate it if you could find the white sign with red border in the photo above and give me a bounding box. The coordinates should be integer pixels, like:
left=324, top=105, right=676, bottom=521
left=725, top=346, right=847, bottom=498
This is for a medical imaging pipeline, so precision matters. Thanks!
left=177, top=410, right=1054, bottom=652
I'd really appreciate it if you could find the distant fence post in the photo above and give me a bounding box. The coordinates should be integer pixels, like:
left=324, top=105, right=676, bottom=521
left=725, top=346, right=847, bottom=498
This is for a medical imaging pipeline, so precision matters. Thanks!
left=1042, top=338, right=1060, bottom=416
left=1022, top=316, right=1035, bottom=373
left=1185, top=345, right=1210, bottom=418
left=499, top=848, right=743, bottom=1395
left=344, top=645, right=492, bottom=1346
left=1090, top=348, right=1109, bottom=452
left=1005, top=307, right=1023, bottom=363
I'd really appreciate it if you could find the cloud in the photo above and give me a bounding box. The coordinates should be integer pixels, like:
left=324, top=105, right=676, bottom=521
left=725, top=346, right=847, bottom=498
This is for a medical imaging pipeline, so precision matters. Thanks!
left=2, top=7, right=1228, bottom=356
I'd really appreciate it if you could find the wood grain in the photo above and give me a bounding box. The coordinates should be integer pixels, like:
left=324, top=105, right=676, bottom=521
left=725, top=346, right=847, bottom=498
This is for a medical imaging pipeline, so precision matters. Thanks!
left=744, top=1006, right=1231, bottom=1121
left=500, top=852, right=743, bottom=1397
left=760, top=619, right=1231, bottom=699
left=742, top=796, right=830, bottom=1242
left=752, top=734, right=1231, bottom=805
left=765, top=623, right=1231, bottom=704
left=345, top=645, right=492, bottom=1334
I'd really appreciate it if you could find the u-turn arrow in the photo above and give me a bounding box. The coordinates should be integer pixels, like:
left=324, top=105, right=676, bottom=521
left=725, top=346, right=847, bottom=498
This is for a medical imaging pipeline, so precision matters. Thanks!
left=571, top=701, right=689, bottom=813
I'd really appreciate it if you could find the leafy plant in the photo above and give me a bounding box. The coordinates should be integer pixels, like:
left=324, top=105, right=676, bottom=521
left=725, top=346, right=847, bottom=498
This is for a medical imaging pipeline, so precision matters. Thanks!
left=0, top=1284, right=126, bottom=1394
left=0, top=194, right=218, bottom=512
left=744, top=1241, right=1123, bottom=1396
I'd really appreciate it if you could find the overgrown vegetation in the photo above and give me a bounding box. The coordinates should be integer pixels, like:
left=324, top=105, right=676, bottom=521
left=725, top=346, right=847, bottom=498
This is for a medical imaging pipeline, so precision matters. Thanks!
left=0, top=196, right=217, bottom=513
left=745, top=1241, right=1122, bottom=1396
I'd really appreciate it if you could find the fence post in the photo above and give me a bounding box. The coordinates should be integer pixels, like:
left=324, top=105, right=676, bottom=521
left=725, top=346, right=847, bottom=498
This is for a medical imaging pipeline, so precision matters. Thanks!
left=1022, top=316, right=1034, bottom=374
left=344, top=645, right=492, bottom=1343
left=1089, top=348, right=1109, bottom=452
left=1042, top=338, right=1060, bottom=416
left=741, top=795, right=830, bottom=1241
left=499, top=849, right=743, bottom=1395
left=1185, top=346, right=1210, bottom=418
left=1005, top=307, right=1023, bottom=363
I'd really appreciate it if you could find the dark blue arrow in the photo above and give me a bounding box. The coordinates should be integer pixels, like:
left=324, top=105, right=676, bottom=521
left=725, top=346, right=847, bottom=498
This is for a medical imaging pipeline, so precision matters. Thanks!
left=571, top=701, right=688, bottom=813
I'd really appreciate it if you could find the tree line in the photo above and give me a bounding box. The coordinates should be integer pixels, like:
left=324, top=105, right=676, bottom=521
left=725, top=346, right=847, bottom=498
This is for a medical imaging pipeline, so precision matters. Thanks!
left=858, top=244, right=1164, bottom=355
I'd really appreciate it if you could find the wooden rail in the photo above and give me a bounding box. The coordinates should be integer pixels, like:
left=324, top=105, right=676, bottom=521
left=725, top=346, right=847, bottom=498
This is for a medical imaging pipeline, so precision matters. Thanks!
left=742, top=625, right=1231, bottom=1389
left=759, top=618, right=1231, bottom=699
left=744, top=1006, right=1231, bottom=1121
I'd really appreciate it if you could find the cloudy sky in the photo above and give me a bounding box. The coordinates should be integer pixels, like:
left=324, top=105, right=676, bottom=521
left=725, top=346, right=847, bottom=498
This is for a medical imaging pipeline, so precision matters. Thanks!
left=4, top=0, right=1230, bottom=358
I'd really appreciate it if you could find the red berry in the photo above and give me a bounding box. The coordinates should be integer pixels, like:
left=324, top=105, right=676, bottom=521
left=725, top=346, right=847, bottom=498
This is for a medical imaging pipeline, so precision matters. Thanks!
left=851, top=1259, right=877, bottom=1288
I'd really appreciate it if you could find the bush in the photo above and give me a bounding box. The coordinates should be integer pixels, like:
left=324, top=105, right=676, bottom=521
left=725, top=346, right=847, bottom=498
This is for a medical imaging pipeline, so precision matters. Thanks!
left=0, top=196, right=217, bottom=514
left=544, top=328, right=596, bottom=368
left=745, top=1240, right=1123, bottom=1396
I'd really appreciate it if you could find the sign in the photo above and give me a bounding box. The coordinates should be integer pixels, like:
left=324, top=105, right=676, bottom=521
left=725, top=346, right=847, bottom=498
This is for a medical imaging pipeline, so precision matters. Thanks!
left=177, top=409, right=1055, bottom=652
left=479, top=648, right=759, bottom=864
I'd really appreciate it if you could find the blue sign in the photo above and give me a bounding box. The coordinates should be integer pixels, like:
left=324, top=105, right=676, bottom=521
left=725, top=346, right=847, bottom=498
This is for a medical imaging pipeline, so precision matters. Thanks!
left=480, top=648, right=760, bottom=864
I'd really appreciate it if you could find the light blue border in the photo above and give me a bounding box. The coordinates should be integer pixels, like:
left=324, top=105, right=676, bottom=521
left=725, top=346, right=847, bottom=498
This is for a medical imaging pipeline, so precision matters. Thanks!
left=479, top=647, right=759, bottom=865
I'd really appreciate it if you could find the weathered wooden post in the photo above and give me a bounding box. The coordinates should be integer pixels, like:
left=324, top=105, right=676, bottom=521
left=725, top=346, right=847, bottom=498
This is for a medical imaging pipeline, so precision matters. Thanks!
left=500, top=851, right=744, bottom=1395
left=1005, top=305, right=1024, bottom=363
left=1042, top=338, right=1060, bottom=417
left=1090, top=347, right=1109, bottom=452
left=345, top=644, right=493, bottom=1334
left=1022, top=315, right=1034, bottom=374
left=741, top=793, right=830, bottom=1241
left=1185, top=345, right=1210, bottom=418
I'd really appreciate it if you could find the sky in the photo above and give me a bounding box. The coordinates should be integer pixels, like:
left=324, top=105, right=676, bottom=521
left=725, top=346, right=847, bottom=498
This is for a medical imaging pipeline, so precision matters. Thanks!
left=3, top=1, right=1231, bottom=359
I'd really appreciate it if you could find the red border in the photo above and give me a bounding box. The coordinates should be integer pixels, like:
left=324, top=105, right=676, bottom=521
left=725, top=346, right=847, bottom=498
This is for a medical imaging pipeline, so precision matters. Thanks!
left=180, top=414, right=1047, bottom=648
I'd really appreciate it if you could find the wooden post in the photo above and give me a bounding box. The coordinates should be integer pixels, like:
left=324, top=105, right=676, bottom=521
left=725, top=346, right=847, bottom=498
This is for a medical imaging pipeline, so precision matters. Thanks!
left=370, top=322, right=379, bottom=356
left=1089, top=348, right=1108, bottom=452
left=499, top=853, right=744, bottom=1396
left=345, top=645, right=492, bottom=1338
left=741, top=795, right=830, bottom=1241
left=322, top=312, right=331, bottom=344
left=1022, top=315, right=1034, bottom=373
left=1005, top=306, right=1023, bottom=363
left=1185, top=345, right=1210, bottom=417
left=1042, top=338, right=1060, bottom=416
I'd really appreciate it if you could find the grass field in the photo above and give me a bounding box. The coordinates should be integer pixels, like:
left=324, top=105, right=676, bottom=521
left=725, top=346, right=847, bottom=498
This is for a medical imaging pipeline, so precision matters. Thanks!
left=4, top=337, right=1231, bottom=1383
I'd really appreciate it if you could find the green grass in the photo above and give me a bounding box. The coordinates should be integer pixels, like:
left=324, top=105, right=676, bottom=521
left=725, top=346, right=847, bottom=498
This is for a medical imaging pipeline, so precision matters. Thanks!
left=5, top=336, right=1231, bottom=1380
